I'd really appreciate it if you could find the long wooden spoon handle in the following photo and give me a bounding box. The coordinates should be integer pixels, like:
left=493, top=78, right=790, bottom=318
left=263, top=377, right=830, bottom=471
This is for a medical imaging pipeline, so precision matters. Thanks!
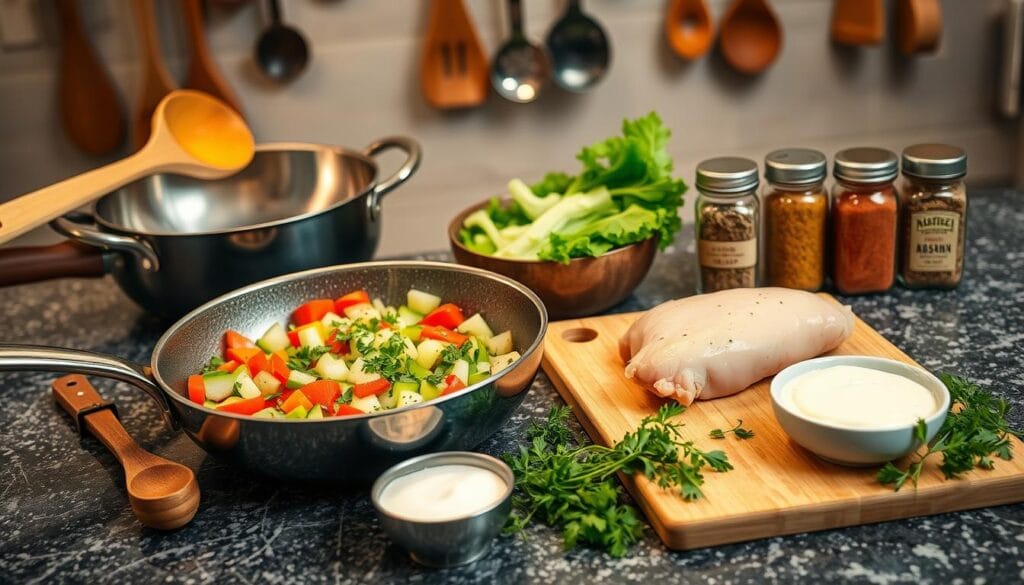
left=52, top=374, right=141, bottom=465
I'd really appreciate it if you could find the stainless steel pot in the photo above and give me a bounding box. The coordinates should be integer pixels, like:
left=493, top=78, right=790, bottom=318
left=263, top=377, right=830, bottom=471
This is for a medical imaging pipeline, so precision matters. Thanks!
left=0, top=138, right=421, bottom=319
left=0, top=261, right=547, bottom=484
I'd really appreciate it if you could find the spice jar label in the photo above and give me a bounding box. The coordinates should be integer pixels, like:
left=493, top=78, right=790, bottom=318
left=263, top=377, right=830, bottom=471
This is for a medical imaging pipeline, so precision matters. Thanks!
left=908, top=211, right=960, bottom=272
left=699, top=239, right=757, bottom=269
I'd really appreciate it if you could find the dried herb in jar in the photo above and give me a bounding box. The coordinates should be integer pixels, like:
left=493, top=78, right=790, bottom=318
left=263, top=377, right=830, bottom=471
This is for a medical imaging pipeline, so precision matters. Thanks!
left=698, top=203, right=757, bottom=292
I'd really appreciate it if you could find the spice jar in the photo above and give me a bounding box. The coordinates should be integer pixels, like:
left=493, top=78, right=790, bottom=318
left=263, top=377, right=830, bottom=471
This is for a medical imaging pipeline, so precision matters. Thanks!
left=695, top=157, right=759, bottom=293
left=831, top=147, right=899, bottom=295
left=763, top=149, right=828, bottom=291
left=898, top=144, right=968, bottom=289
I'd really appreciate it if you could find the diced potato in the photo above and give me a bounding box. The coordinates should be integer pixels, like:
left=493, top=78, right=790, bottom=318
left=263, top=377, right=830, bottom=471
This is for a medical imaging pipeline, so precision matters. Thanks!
left=485, top=331, right=513, bottom=355
left=319, top=312, right=347, bottom=329
left=457, top=313, right=494, bottom=340
left=372, top=298, right=387, bottom=314
left=407, top=289, right=441, bottom=315
left=256, top=323, right=291, bottom=352
left=398, top=390, right=424, bottom=407
left=315, top=353, right=349, bottom=381
left=416, top=339, right=447, bottom=370
left=253, top=407, right=279, bottom=418
left=234, top=372, right=261, bottom=399
left=344, top=303, right=381, bottom=322
left=489, top=351, right=521, bottom=373
left=350, top=394, right=382, bottom=413
left=297, top=325, right=325, bottom=348
left=253, top=370, right=282, bottom=395
left=348, top=357, right=382, bottom=384
left=402, top=337, right=419, bottom=359
left=452, top=359, right=470, bottom=385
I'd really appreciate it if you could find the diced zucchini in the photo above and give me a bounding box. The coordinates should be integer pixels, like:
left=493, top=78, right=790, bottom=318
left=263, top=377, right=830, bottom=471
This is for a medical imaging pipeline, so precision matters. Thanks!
left=468, top=371, right=489, bottom=385
left=320, top=311, right=347, bottom=329
left=415, top=339, right=446, bottom=370
left=397, top=306, right=424, bottom=328
left=202, top=371, right=235, bottom=402
left=393, top=379, right=420, bottom=395
left=348, top=357, right=382, bottom=384
left=344, top=303, right=381, bottom=321
left=463, top=337, right=485, bottom=362
left=350, top=393, right=382, bottom=413
left=315, top=353, right=349, bottom=381
left=419, top=379, right=442, bottom=401
left=475, top=361, right=491, bottom=374
left=307, top=404, right=324, bottom=419
left=452, top=359, right=470, bottom=385
left=485, top=331, right=514, bottom=356
left=287, top=369, right=318, bottom=389
left=407, top=289, right=441, bottom=315
left=253, top=407, right=279, bottom=419
left=401, top=325, right=423, bottom=342
left=401, top=337, right=419, bottom=360
left=398, top=390, right=424, bottom=407
left=457, top=313, right=494, bottom=340
left=285, top=405, right=309, bottom=419
left=489, top=351, right=522, bottom=373
left=253, top=371, right=281, bottom=396
left=234, top=371, right=261, bottom=399
left=256, top=322, right=291, bottom=352
left=379, top=387, right=398, bottom=409
left=297, top=325, right=326, bottom=348
left=407, top=359, right=431, bottom=379
left=371, top=298, right=387, bottom=315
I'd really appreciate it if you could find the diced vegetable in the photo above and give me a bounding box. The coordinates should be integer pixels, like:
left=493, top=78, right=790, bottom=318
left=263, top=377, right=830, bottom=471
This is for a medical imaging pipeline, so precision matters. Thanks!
left=334, top=290, right=371, bottom=314
left=307, top=404, right=325, bottom=419
left=407, top=289, right=441, bottom=315
left=420, top=379, right=442, bottom=401
left=407, top=359, right=431, bottom=379
left=420, top=325, right=468, bottom=346
left=217, top=396, right=268, bottom=415
left=224, top=330, right=254, bottom=350
left=234, top=371, right=262, bottom=399
left=202, top=371, right=235, bottom=402
left=398, top=390, right=424, bottom=407
left=402, top=325, right=423, bottom=342
left=227, top=346, right=261, bottom=364
left=397, top=306, right=424, bottom=328
left=347, top=357, right=382, bottom=384
left=350, top=393, right=382, bottom=413
left=270, top=352, right=290, bottom=384
left=379, top=387, right=398, bottom=409
left=393, top=379, right=420, bottom=395
left=490, top=351, right=522, bottom=373
left=485, top=331, right=514, bottom=356
left=353, top=378, right=391, bottom=398
left=285, top=405, right=309, bottom=419
left=256, top=323, right=291, bottom=352
left=286, top=369, right=318, bottom=389
left=420, top=303, right=465, bottom=329
left=314, top=353, right=349, bottom=381
left=457, top=313, right=494, bottom=340
left=415, top=339, right=447, bottom=370
left=319, top=311, right=346, bottom=329
left=292, top=299, right=335, bottom=326
left=253, top=370, right=282, bottom=395
left=334, top=404, right=363, bottom=416
left=442, top=374, right=467, bottom=396
left=253, top=407, right=279, bottom=418
left=281, top=389, right=313, bottom=414
left=468, top=371, right=489, bottom=385
left=452, top=359, right=470, bottom=385
left=297, top=324, right=326, bottom=348
left=216, top=359, right=240, bottom=373
left=301, top=380, right=341, bottom=407
left=187, top=375, right=205, bottom=405
left=343, top=303, right=381, bottom=322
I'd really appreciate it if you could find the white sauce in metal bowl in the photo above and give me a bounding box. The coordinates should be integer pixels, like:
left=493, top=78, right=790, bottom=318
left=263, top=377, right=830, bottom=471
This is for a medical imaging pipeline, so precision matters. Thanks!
left=378, top=464, right=508, bottom=522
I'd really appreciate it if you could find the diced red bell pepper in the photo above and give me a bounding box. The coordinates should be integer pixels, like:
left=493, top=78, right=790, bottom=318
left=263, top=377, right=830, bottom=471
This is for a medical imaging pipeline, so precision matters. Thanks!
left=419, top=325, right=468, bottom=346
left=353, top=378, right=392, bottom=398
left=276, top=389, right=294, bottom=405
left=334, top=290, right=370, bottom=314
left=301, top=380, right=342, bottom=407
left=377, top=320, right=392, bottom=330
left=224, top=330, right=255, bottom=350
left=292, top=299, right=336, bottom=326
left=270, top=352, right=291, bottom=384
left=227, top=346, right=262, bottom=364
left=216, top=359, right=240, bottom=373
left=280, top=389, right=313, bottom=414
left=441, top=374, right=466, bottom=396
left=247, top=352, right=271, bottom=375
left=326, top=330, right=349, bottom=355
left=187, top=375, right=205, bottom=404
left=217, top=396, right=272, bottom=415
left=287, top=328, right=300, bottom=348
left=420, top=303, right=465, bottom=329
left=334, top=404, right=364, bottom=416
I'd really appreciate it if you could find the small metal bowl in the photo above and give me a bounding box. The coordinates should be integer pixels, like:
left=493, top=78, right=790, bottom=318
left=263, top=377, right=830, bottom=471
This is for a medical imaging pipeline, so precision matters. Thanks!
left=371, top=451, right=514, bottom=568
left=448, top=199, right=657, bottom=319
left=770, top=356, right=951, bottom=466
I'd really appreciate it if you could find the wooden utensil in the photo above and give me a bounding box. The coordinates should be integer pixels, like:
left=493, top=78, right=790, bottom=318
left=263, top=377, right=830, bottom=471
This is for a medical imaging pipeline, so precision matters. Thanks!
left=131, top=0, right=178, bottom=149
left=52, top=374, right=200, bottom=530
left=718, top=0, right=783, bottom=74
left=665, top=0, right=714, bottom=60
left=0, top=90, right=254, bottom=244
left=831, top=0, right=885, bottom=46
left=181, top=0, right=245, bottom=117
left=540, top=300, right=1024, bottom=550
left=896, top=0, right=942, bottom=55
left=421, top=0, right=489, bottom=109
left=55, top=0, right=125, bottom=155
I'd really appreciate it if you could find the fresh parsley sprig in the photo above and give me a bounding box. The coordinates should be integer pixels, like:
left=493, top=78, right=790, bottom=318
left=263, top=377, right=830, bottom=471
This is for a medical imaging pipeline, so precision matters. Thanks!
left=709, top=420, right=755, bottom=440
left=287, top=345, right=331, bottom=374
left=877, top=374, right=1020, bottom=491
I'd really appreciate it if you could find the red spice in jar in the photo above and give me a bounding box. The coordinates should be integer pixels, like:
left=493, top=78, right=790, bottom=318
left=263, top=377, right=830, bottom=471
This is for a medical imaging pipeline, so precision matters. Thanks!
left=831, top=186, right=898, bottom=294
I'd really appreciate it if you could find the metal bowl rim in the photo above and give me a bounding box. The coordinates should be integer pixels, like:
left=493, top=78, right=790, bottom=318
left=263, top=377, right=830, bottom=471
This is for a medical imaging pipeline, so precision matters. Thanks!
left=93, top=142, right=381, bottom=238
left=149, top=260, right=549, bottom=423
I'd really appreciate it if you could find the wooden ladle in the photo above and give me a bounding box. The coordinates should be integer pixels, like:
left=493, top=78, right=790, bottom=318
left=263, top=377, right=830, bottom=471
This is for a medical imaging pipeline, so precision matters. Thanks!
left=131, top=0, right=178, bottom=149
left=665, top=0, right=714, bottom=61
left=0, top=90, right=254, bottom=244
left=181, top=0, right=245, bottom=117
left=718, top=0, right=783, bottom=75
left=52, top=375, right=199, bottom=530
left=896, top=0, right=942, bottom=55
left=831, top=0, right=885, bottom=46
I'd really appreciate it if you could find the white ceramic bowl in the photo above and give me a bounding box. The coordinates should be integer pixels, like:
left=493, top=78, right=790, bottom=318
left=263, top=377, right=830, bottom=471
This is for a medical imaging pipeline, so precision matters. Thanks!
left=770, top=356, right=950, bottom=466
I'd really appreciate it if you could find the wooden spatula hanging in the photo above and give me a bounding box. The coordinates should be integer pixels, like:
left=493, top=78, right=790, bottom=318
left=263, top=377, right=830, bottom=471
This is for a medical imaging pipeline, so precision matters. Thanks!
left=831, top=0, right=885, bottom=46
left=131, top=0, right=178, bottom=149
left=180, top=0, right=245, bottom=118
left=421, top=0, right=489, bottom=109
left=896, top=0, right=942, bottom=55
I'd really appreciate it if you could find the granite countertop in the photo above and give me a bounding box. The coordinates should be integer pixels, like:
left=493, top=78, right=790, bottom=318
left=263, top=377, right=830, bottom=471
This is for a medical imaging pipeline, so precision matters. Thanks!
left=1, top=189, right=1022, bottom=584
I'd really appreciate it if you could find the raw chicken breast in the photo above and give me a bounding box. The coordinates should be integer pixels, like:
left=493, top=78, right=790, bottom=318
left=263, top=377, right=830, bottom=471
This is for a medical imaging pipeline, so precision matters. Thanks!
left=620, top=288, right=854, bottom=404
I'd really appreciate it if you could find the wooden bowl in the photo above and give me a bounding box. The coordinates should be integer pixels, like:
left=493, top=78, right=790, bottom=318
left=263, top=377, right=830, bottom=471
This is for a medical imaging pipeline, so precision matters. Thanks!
left=448, top=199, right=657, bottom=319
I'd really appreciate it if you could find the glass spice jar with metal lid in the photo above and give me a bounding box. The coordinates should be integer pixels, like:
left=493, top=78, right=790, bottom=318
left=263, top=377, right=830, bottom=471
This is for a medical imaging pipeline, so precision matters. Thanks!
left=831, top=147, right=900, bottom=295
left=763, top=148, right=829, bottom=291
left=695, top=157, right=760, bottom=293
left=898, top=143, right=968, bottom=289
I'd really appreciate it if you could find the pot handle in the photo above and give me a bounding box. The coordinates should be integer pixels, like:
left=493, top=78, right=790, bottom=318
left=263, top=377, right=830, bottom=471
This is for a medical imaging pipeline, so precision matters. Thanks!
left=0, top=241, right=108, bottom=287
left=362, top=136, right=422, bottom=220
left=52, top=216, right=161, bottom=271
left=0, top=344, right=177, bottom=429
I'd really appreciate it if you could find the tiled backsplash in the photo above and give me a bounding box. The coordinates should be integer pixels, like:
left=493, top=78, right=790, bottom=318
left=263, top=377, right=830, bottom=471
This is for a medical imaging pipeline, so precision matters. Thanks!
left=0, top=0, right=1016, bottom=255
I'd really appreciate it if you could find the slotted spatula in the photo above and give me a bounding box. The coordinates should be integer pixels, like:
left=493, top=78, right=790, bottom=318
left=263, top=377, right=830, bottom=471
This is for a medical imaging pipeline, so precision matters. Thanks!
left=421, top=0, right=489, bottom=109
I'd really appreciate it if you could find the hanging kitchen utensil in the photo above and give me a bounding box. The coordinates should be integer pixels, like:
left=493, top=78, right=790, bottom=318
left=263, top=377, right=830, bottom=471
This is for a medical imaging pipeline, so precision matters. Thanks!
left=665, top=0, right=714, bottom=60
left=0, top=90, right=254, bottom=245
left=1000, top=0, right=1024, bottom=118
left=896, top=0, right=942, bottom=55
left=131, top=0, right=178, bottom=149
left=831, top=0, right=885, bottom=46
left=491, top=0, right=550, bottom=103
left=718, top=0, right=783, bottom=75
left=52, top=374, right=200, bottom=530
left=181, top=0, right=245, bottom=117
left=55, top=0, right=125, bottom=155
left=545, top=0, right=610, bottom=92
left=421, top=0, right=489, bottom=109
left=255, top=0, right=310, bottom=83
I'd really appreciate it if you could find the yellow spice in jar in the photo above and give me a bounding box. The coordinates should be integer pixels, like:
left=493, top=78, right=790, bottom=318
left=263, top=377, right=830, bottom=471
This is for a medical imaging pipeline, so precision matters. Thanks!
left=764, top=190, right=828, bottom=291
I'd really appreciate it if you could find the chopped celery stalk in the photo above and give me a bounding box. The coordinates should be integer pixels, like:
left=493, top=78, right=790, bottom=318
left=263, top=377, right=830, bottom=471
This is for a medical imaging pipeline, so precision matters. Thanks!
left=286, top=370, right=318, bottom=390
left=315, top=353, right=349, bottom=381
left=257, top=323, right=291, bottom=352
left=285, top=405, right=309, bottom=419
left=407, top=359, right=431, bottom=379
left=350, top=394, right=382, bottom=413
left=307, top=404, right=325, bottom=419
left=407, top=289, right=441, bottom=315
left=202, top=371, right=235, bottom=402
left=397, top=306, right=424, bottom=328
left=402, top=325, right=423, bottom=343
left=347, top=358, right=382, bottom=384
left=489, top=351, right=522, bottom=373
left=398, top=390, right=424, bottom=407
left=463, top=209, right=508, bottom=249
left=234, top=372, right=261, bottom=399
left=493, top=187, right=614, bottom=260
left=509, top=178, right=562, bottom=220
left=419, top=379, right=442, bottom=401
left=452, top=359, right=470, bottom=385
left=457, top=313, right=494, bottom=340
left=297, top=326, right=325, bottom=348
left=253, top=407, right=278, bottom=419
left=485, top=331, right=514, bottom=356
left=415, top=339, right=446, bottom=370
left=343, top=303, right=381, bottom=321
left=393, top=379, right=420, bottom=395
left=253, top=371, right=281, bottom=395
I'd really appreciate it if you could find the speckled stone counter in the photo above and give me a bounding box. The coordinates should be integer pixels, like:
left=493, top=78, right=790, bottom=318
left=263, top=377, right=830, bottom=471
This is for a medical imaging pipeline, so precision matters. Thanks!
left=1, top=190, right=1022, bottom=584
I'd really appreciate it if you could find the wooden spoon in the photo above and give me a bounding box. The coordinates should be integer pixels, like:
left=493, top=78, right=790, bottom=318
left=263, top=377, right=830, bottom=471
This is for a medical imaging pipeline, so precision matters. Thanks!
left=421, top=0, right=489, bottom=109
left=665, top=0, right=714, bottom=61
left=181, top=0, right=245, bottom=117
left=896, top=0, right=942, bottom=55
left=0, top=90, right=254, bottom=244
left=131, top=0, right=178, bottom=149
left=55, top=0, right=125, bottom=155
left=831, top=0, right=885, bottom=46
left=52, top=375, right=199, bottom=530
left=718, top=0, right=783, bottom=74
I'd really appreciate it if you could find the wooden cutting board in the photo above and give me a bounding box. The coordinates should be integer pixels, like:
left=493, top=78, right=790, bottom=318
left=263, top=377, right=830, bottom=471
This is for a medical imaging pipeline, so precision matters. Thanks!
left=541, top=299, right=1024, bottom=550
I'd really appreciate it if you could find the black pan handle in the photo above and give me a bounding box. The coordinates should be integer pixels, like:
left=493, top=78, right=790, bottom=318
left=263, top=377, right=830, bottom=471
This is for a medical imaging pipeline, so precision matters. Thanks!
left=363, top=136, right=422, bottom=220
left=0, top=241, right=107, bottom=286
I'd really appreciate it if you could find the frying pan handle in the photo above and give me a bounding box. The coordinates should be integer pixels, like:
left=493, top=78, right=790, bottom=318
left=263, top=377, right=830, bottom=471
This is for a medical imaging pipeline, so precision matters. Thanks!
left=0, top=240, right=107, bottom=286
left=363, top=136, right=422, bottom=220
left=0, top=344, right=177, bottom=430
left=52, top=216, right=161, bottom=271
